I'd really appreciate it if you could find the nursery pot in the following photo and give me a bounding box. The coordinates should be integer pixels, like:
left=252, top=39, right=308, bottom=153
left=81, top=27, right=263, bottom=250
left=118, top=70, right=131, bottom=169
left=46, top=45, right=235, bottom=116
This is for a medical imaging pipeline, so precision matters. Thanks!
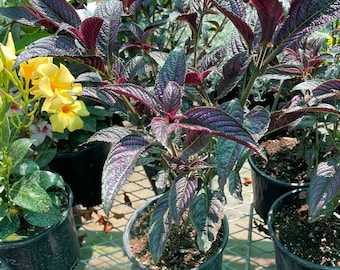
left=0, top=185, right=80, bottom=270
left=123, top=196, right=229, bottom=270
left=248, top=156, right=309, bottom=221
left=268, top=189, right=336, bottom=270
left=49, top=141, right=110, bottom=207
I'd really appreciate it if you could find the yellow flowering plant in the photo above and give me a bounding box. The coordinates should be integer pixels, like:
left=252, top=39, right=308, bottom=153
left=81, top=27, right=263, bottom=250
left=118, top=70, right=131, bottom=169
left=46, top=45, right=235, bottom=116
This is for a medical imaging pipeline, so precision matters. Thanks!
left=0, top=33, right=74, bottom=241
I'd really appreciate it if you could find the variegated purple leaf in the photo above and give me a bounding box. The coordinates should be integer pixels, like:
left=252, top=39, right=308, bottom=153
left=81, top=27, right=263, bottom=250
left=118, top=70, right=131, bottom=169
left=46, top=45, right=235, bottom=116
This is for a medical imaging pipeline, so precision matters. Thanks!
left=122, top=56, right=146, bottom=82
left=189, top=189, right=225, bottom=251
left=162, top=81, right=182, bottom=118
left=211, top=0, right=254, bottom=48
left=30, top=0, right=81, bottom=28
left=243, top=105, right=270, bottom=141
left=80, top=17, right=104, bottom=52
left=169, top=174, right=198, bottom=224
left=150, top=117, right=178, bottom=150
left=200, top=46, right=228, bottom=72
left=97, top=89, right=128, bottom=115
left=216, top=52, right=251, bottom=100
left=228, top=170, right=243, bottom=200
left=308, top=157, right=340, bottom=222
left=102, top=134, right=151, bottom=215
left=154, top=49, right=186, bottom=102
left=14, top=36, right=81, bottom=67
left=181, top=131, right=212, bottom=161
left=180, top=107, right=264, bottom=157
left=100, top=84, right=163, bottom=115
left=216, top=137, right=245, bottom=188
left=0, top=6, right=40, bottom=26
left=312, top=79, right=340, bottom=96
left=273, top=0, right=340, bottom=57
left=149, top=193, right=171, bottom=263
left=94, top=0, right=123, bottom=63
left=87, top=126, right=131, bottom=144
left=220, top=98, right=244, bottom=123
left=250, top=0, right=283, bottom=44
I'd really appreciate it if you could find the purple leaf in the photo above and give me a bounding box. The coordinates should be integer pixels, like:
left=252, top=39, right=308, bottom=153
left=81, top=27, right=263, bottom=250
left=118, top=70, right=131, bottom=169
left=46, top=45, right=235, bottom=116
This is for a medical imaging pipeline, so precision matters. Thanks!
left=313, top=79, right=340, bottom=96
left=216, top=51, right=251, bottom=100
left=211, top=0, right=254, bottom=48
left=250, top=0, right=283, bottom=44
left=100, top=84, right=163, bottom=115
left=94, top=0, right=123, bottom=63
left=189, top=189, right=225, bottom=251
left=273, top=0, right=340, bottom=56
left=180, top=107, right=264, bottom=157
left=181, top=131, right=212, bottom=161
left=87, top=126, right=131, bottom=144
left=30, top=0, right=81, bottom=28
left=149, top=193, right=171, bottom=263
left=80, top=17, right=104, bottom=52
left=155, top=50, right=186, bottom=102
left=308, top=157, right=340, bottom=222
left=162, top=81, right=182, bottom=118
left=169, top=174, right=198, bottom=224
left=150, top=117, right=178, bottom=150
left=102, top=133, right=151, bottom=215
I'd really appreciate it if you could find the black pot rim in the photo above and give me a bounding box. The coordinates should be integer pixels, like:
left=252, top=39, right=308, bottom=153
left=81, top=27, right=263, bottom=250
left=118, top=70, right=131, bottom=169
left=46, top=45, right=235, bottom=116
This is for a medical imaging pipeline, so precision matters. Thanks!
left=123, top=195, right=229, bottom=269
left=248, top=155, right=309, bottom=188
left=0, top=185, right=74, bottom=248
left=268, top=188, right=335, bottom=270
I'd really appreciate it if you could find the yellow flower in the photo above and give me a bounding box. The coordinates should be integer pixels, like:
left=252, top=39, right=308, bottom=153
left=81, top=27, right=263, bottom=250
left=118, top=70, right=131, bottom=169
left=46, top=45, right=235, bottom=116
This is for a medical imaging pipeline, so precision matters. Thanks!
left=19, top=57, right=53, bottom=82
left=0, top=32, right=16, bottom=70
left=46, top=98, right=89, bottom=133
left=31, top=63, right=82, bottom=100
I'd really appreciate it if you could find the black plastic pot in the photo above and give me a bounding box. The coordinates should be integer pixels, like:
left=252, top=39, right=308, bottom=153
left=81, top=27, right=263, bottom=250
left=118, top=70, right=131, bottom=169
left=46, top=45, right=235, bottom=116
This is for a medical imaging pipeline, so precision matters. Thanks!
left=268, top=189, right=335, bottom=270
left=49, top=142, right=110, bottom=207
left=248, top=156, right=309, bottom=222
left=0, top=185, right=80, bottom=270
left=123, top=196, right=229, bottom=270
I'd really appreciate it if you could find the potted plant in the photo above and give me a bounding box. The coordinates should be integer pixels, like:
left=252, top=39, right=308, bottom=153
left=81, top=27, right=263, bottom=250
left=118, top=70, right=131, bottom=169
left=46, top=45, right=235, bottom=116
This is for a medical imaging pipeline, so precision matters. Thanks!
left=249, top=24, right=340, bottom=221
left=3, top=0, right=340, bottom=268
left=0, top=34, right=79, bottom=269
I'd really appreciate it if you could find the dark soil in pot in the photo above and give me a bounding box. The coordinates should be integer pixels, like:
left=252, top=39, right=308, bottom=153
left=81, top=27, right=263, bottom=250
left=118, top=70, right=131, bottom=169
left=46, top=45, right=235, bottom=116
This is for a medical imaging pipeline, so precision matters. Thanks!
left=252, top=136, right=310, bottom=184
left=124, top=200, right=228, bottom=270
left=268, top=189, right=340, bottom=269
left=250, top=134, right=311, bottom=221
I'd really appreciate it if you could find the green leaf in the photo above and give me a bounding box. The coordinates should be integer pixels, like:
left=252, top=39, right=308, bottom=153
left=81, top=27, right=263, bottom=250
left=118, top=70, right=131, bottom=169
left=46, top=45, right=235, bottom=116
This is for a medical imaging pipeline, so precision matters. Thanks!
left=0, top=116, right=10, bottom=148
left=38, top=171, right=65, bottom=190
left=35, top=148, right=57, bottom=168
left=7, top=138, right=33, bottom=168
left=149, top=193, right=171, bottom=263
left=189, top=189, right=225, bottom=251
left=23, top=205, right=63, bottom=227
left=12, top=158, right=40, bottom=178
left=0, top=215, right=20, bottom=241
left=9, top=173, right=53, bottom=213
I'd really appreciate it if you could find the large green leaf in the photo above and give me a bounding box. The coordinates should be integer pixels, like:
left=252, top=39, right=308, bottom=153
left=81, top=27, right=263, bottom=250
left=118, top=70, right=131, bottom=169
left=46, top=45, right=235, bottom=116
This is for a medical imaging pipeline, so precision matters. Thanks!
left=12, top=158, right=39, bottom=178
left=189, top=189, right=225, bottom=251
left=7, top=139, right=33, bottom=169
left=0, top=215, right=20, bottom=241
left=9, top=173, right=52, bottom=213
left=149, top=193, right=171, bottom=263
left=23, top=205, right=63, bottom=227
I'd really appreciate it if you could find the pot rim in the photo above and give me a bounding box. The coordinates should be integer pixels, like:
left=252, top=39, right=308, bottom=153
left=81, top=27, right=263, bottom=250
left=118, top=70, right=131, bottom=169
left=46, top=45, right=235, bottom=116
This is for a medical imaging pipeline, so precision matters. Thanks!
left=267, top=188, right=336, bottom=270
left=248, top=155, right=309, bottom=188
left=0, top=184, right=74, bottom=248
left=123, top=195, right=229, bottom=269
